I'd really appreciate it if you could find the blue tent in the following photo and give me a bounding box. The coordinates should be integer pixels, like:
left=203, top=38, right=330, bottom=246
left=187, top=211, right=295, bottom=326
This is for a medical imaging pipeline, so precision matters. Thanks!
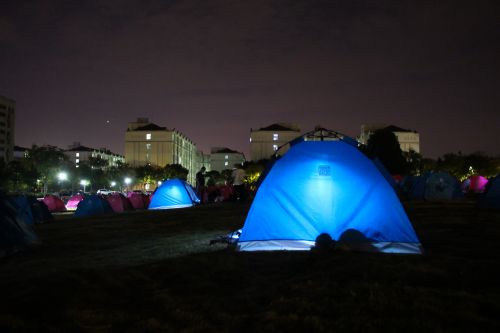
left=11, top=195, right=53, bottom=225
left=238, top=140, right=422, bottom=254
left=1, top=192, right=39, bottom=258
left=424, top=172, right=463, bottom=201
left=74, top=195, right=113, bottom=217
left=477, top=175, right=500, bottom=209
left=149, top=178, right=200, bottom=209
left=404, top=173, right=430, bottom=200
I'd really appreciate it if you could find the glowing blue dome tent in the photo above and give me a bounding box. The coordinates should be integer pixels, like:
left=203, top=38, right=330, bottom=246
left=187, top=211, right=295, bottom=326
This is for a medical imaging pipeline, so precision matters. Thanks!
left=238, top=130, right=422, bottom=254
left=149, top=178, right=200, bottom=209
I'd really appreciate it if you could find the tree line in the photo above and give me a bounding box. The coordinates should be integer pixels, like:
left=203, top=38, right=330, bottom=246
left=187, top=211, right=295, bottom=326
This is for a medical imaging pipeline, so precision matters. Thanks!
left=0, top=135, right=498, bottom=195
left=363, top=129, right=499, bottom=180
left=0, top=145, right=189, bottom=195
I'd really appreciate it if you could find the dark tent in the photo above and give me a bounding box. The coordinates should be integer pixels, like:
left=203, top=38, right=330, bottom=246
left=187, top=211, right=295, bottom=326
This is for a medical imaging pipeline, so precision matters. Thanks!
left=424, top=172, right=463, bottom=201
left=1, top=192, right=39, bottom=258
left=477, top=175, right=500, bottom=209
left=74, top=195, right=113, bottom=217
left=11, top=195, right=53, bottom=225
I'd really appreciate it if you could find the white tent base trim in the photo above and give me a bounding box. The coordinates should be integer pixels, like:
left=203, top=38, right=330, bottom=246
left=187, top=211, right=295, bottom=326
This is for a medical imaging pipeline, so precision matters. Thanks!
left=238, top=240, right=423, bottom=254
left=148, top=204, right=193, bottom=210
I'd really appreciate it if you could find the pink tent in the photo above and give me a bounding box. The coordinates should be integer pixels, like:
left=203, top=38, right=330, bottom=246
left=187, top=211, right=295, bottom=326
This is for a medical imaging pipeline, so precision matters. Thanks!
left=468, top=175, right=489, bottom=193
left=43, top=194, right=67, bottom=212
left=65, top=193, right=85, bottom=211
left=127, top=192, right=148, bottom=210
left=106, top=193, right=133, bottom=213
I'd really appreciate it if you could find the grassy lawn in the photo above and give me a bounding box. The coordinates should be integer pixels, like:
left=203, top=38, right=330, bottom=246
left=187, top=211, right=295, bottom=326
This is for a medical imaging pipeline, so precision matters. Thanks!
left=1, top=201, right=499, bottom=332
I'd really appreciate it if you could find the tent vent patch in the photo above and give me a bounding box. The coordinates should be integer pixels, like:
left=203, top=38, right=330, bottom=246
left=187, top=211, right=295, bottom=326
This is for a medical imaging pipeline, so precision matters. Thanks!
left=318, top=165, right=331, bottom=176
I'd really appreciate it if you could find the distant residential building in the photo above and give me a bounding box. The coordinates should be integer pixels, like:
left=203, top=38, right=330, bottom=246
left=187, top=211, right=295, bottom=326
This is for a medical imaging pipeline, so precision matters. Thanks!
left=64, top=142, right=125, bottom=169
left=196, top=150, right=211, bottom=172
left=250, top=123, right=301, bottom=161
left=13, top=145, right=29, bottom=161
left=210, top=147, right=245, bottom=172
left=124, top=118, right=199, bottom=184
left=359, top=124, right=420, bottom=153
left=0, top=95, right=15, bottom=162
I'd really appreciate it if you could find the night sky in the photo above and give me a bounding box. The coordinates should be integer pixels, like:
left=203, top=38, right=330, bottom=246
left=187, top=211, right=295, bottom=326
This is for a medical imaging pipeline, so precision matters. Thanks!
left=1, top=0, right=499, bottom=159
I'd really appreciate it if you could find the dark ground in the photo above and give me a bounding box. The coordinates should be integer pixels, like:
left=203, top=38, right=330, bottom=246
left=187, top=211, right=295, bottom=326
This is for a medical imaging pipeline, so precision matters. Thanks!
left=0, top=201, right=499, bottom=332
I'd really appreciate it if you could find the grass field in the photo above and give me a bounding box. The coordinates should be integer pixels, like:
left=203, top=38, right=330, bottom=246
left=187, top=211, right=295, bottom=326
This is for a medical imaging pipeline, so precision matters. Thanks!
left=1, top=201, right=499, bottom=332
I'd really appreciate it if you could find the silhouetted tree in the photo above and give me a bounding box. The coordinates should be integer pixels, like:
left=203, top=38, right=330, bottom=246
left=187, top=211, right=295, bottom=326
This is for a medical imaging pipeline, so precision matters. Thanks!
left=24, top=145, right=68, bottom=194
left=365, top=129, right=408, bottom=174
left=163, top=164, right=188, bottom=180
left=135, top=164, right=163, bottom=189
left=205, top=170, right=223, bottom=186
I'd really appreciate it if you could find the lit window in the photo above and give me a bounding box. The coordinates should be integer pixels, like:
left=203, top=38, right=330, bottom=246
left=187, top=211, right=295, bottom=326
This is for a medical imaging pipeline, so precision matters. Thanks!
left=249, top=137, right=252, bottom=142
left=146, top=143, right=151, bottom=150
left=76, top=153, right=80, bottom=157
left=225, top=155, right=228, bottom=159
left=76, top=159, right=79, bottom=163
left=224, top=161, right=229, bottom=166
left=146, top=133, right=151, bottom=140
left=273, top=144, right=278, bottom=151
left=273, top=133, right=279, bottom=141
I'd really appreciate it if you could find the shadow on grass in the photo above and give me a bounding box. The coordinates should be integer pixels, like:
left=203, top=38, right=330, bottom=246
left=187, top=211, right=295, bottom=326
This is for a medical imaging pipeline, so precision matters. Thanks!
left=1, top=201, right=499, bottom=332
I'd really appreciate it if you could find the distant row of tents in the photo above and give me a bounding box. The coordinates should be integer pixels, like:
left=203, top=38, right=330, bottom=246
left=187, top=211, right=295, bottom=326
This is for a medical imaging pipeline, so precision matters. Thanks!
left=2, top=128, right=499, bottom=258
left=399, top=172, right=499, bottom=205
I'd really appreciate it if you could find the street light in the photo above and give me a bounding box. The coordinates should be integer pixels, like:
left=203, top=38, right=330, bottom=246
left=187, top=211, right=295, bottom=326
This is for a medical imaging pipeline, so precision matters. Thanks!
left=80, top=179, right=89, bottom=193
left=124, top=177, right=132, bottom=192
left=110, top=181, right=117, bottom=187
left=57, top=171, right=68, bottom=193
left=57, top=172, right=68, bottom=181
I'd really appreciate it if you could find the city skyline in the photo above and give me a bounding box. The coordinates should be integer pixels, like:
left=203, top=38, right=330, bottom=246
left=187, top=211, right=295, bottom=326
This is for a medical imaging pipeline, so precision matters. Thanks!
left=1, top=0, right=499, bottom=159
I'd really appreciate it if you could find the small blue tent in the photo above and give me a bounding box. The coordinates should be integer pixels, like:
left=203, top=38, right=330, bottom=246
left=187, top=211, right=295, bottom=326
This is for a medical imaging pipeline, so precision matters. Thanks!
left=1, top=192, right=38, bottom=258
left=74, top=195, right=113, bottom=217
left=404, top=173, right=430, bottom=200
left=11, top=195, right=53, bottom=225
left=424, top=172, right=463, bottom=201
left=238, top=140, right=422, bottom=254
left=477, top=175, right=500, bottom=209
left=149, top=178, right=200, bottom=209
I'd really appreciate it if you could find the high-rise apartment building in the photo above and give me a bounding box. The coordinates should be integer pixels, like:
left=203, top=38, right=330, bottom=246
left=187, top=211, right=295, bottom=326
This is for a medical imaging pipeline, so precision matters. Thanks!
left=125, top=118, right=199, bottom=184
left=0, top=96, right=15, bottom=163
left=64, top=142, right=125, bottom=169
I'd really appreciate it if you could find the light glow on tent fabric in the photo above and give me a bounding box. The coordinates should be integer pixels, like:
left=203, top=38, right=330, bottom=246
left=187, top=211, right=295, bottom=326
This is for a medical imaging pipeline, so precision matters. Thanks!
left=468, top=175, right=488, bottom=193
left=148, top=178, right=199, bottom=209
left=238, top=140, right=422, bottom=254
